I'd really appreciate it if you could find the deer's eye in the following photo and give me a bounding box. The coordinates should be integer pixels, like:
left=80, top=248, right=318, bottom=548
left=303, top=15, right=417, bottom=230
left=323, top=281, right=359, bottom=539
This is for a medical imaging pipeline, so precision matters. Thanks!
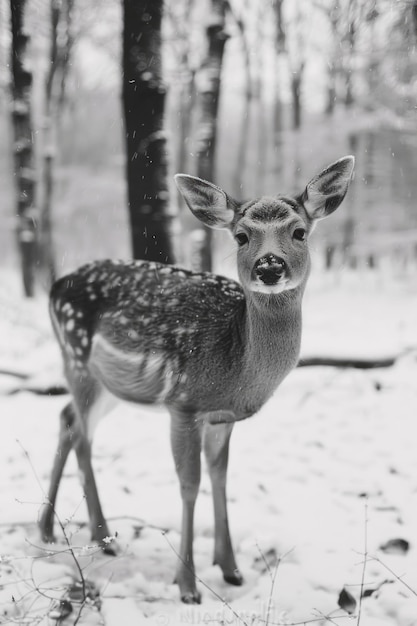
left=293, top=228, right=306, bottom=241
left=235, top=232, right=249, bottom=246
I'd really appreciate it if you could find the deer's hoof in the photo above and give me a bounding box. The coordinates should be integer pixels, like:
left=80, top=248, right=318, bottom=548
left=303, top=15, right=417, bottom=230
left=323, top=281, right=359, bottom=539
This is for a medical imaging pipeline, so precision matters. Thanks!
left=223, top=570, right=244, bottom=586
left=181, top=590, right=202, bottom=604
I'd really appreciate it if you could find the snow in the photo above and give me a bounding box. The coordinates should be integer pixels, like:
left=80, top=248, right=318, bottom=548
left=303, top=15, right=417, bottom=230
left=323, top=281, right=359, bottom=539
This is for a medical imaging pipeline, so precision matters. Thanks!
left=0, top=268, right=417, bottom=625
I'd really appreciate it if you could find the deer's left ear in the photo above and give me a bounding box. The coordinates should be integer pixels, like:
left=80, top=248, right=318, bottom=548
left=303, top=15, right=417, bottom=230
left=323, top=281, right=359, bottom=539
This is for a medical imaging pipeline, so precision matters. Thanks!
left=301, top=156, right=355, bottom=220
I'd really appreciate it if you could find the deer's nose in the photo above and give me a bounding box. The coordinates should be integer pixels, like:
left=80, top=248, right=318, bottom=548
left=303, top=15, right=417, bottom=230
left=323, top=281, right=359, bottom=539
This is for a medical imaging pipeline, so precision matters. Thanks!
left=254, top=254, right=286, bottom=285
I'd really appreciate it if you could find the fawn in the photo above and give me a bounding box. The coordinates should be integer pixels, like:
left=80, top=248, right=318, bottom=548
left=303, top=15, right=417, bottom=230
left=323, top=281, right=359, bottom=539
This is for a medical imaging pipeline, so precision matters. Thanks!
left=39, top=156, right=354, bottom=603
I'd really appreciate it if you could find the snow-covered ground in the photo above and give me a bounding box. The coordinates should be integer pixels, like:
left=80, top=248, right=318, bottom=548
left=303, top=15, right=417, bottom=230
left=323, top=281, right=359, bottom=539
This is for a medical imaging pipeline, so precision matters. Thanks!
left=0, top=268, right=417, bottom=626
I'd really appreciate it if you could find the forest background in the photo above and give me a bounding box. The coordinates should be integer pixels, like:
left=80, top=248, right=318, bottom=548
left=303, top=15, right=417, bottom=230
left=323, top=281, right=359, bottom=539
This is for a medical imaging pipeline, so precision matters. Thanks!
left=1, top=1, right=417, bottom=624
left=1, top=0, right=417, bottom=292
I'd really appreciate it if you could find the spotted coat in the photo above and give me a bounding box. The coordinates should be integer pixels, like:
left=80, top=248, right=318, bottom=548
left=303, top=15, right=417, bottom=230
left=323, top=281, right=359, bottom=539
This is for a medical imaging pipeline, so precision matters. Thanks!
left=51, top=259, right=246, bottom=411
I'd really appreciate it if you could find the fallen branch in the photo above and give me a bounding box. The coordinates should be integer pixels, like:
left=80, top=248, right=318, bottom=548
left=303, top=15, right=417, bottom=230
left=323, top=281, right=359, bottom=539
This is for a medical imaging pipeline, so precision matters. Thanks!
left=298, top=356, right=396, bottom=369
left=7, top=384, right=68, bottom=396
left=0, top=368, right=30, bottom=380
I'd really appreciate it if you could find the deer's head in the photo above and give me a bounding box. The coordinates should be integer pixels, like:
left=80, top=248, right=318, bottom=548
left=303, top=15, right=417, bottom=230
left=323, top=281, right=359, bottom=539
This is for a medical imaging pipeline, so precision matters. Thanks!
left=175, top=156, right=354, bottom=296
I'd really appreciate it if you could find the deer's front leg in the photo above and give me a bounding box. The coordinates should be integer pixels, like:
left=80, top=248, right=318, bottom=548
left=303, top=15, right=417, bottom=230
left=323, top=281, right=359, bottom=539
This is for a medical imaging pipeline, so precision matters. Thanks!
left=203, top=422, right=243, bottom=586
left=170, top=408, right=203, bottom=604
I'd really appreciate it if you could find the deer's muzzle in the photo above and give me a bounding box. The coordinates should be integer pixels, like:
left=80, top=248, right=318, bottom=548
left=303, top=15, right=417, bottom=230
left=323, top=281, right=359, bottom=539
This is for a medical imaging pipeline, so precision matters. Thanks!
left=254, top=254, right=287, bottom=286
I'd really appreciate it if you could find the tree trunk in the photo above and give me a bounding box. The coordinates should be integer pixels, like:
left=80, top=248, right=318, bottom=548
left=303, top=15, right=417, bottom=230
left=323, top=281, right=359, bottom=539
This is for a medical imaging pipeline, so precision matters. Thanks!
left=228, top=1, right=252, bottom=197
left=39, top=0, right=73, bottom=287
left=344, top=0, right=357, bottom=107
left=291, top=67, right=303, bottom=130
left=413, top=0, right=417, bottom=37
left=172, top=0, right=195, bottom=183
left=173, top=70, right=195, bottom=210
left=233, top=92, right=250, bottom=198
left=194, top=0, right=229, bottom=271
left=345, top=70, right=354, bottom=107
left=325, top=69, right=336, bottom=116
left=10, top=0, right=37, bottom=296
left=122, top=0, right=175, bottom=264
left=272, top=0, right=285, bottom=176
left=323, top=1, right=341, bottom=116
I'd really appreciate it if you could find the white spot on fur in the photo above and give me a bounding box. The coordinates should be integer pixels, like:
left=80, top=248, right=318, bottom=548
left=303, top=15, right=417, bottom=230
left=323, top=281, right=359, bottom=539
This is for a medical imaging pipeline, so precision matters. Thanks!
left=87, top=272, right=98, bottom=283
left=62, top=303, right=72, bottom=314
left=66, top=319, right=75, bottom=331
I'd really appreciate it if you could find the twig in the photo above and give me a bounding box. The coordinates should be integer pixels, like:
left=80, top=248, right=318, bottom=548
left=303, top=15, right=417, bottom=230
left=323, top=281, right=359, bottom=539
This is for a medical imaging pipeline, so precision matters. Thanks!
left=261, top=547, right=293, bottom=626
left=266, top=613, right=356, bottom=625
left=368, top=555, right=417, bottom=597
left=265, top=556, right=280, bottom=626
left=312, top=607, right=347, bottom=625
left=356, top=498, right=368, bottom=625
left=17, top=440, right=91, bottom=623
left=106, top=514, right=169, bottom=533
left=255, top=543, right=274, bottom=578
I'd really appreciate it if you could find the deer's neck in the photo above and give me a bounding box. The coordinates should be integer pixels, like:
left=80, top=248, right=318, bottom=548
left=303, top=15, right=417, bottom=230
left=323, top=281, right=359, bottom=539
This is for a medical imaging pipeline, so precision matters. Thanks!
left=231, top=287, right=304, bottom=411
left=245, top=289, right=303, bottom=359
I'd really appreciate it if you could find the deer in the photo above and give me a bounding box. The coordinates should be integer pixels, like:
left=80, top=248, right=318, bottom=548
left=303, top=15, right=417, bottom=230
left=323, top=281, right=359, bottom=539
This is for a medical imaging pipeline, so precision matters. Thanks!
left=39, top=156, right=354, bottom=603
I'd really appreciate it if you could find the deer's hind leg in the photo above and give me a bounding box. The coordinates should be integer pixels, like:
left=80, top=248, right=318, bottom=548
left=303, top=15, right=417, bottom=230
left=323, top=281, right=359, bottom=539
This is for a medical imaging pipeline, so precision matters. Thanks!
left=40, top=372, right=117, bottom=553
left=39, top=401, right=76, bottom=542
left=72, top=376, right=117, bottom=551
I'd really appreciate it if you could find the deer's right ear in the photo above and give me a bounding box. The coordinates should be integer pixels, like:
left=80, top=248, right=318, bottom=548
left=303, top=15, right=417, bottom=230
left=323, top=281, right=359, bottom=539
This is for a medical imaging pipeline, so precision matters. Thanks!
left=174, top=174, right=235, bottom=229
left=301, top=156, right=355, bottom=221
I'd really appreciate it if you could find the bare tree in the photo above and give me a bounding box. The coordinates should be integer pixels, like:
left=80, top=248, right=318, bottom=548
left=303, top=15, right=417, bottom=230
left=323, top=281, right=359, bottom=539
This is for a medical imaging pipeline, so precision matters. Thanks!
left=10, top=0, right=37, bottom=296
left=413, top=0, right=417, bottom=37
left=194, top=0, right=229, bottom=271
left=39, top=0, right=74, bottom=287
left=324, top=0, right=342, bottom=115
left=165, top=0, right=196, bottom=191
left=272, top=0, right=286, bottom=123
left=338, top=0, right=367, bottom=107
left=315, top=0, right=374, bottom=113
left=123, top=0, right=175, bottom=264
left=285, top=0, right=306, bottom=129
